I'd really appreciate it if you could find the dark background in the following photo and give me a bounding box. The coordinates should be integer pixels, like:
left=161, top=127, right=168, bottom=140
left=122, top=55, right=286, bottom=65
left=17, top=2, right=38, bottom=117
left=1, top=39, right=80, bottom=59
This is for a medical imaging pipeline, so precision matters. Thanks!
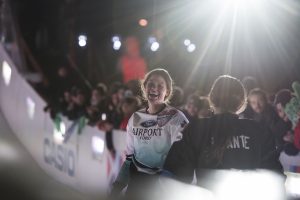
left=10, top=0, right=300, bottom=94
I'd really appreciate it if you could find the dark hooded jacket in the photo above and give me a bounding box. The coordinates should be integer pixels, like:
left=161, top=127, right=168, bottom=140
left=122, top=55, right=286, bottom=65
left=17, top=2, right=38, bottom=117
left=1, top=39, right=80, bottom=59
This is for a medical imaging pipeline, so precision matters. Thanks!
left=164, top=113, right=283, bottom=184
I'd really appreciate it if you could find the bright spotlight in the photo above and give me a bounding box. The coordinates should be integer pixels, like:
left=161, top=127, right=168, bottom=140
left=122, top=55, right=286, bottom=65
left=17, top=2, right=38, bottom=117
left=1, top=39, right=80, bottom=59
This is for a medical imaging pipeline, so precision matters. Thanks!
left=139, top=19, right=148, bottom=27
left=113, top=41, right=122, bottom=50
left=225, top=0, right=250, bottom=5
left=78, top=35, right=87, bottom=41
left=53, top=122, right=66, bottom=144
left=216, top=0, right=260, bottom=9
left=151, top=42, right=160, bottom=51
left=78, top=40, right=86, bottom=47
left=92, top=136, right=105, bottom=157
left=101, top=113, right=107, bottom=121
left=112, top=36, right=120, bottom=42
left=2, top=61, right=11, bottom=86
left=26, top=97, right=35, bottom=120
left=78, top=35, right=87, bottom=47
left=187, top=44, right=196, bottom=52
left=184, top=39, right=191, bottom=46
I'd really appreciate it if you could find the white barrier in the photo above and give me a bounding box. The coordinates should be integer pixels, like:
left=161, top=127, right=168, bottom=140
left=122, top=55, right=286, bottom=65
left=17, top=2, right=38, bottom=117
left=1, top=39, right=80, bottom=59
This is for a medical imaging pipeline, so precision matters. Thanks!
left=280, top=152, right=300, bottom=172
left=0, top=44, right=127, bottom=197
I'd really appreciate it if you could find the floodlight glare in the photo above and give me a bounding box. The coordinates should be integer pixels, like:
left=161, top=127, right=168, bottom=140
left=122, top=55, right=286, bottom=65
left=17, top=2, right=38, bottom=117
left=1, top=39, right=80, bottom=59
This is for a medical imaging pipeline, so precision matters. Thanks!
left=187, top=44, right=196, bottom=52
left=214, top=171, right=284, bottom=200
left=225, top=0, right=248, bottom=5
left=184, top=39, right=191, bottom=46
left=139, top=19, right=148, bottom=27
left=78, top=35, right=87, bottom=41
left=78, top=35, right=87, bottom=47
left=112, top=36, right=120, bottom=42
left=101, top=113, right=107, bottom=121
left=78, top=40, right=87, bottom=47
left=151, top=42, right=160, bottom=51
left=113, top=41, right=122, bottom=50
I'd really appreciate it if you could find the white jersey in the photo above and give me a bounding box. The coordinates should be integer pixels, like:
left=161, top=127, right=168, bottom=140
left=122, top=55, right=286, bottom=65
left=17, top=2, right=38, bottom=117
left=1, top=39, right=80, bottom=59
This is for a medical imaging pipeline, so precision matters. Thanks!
left=126, top=105, right=189, bottom=174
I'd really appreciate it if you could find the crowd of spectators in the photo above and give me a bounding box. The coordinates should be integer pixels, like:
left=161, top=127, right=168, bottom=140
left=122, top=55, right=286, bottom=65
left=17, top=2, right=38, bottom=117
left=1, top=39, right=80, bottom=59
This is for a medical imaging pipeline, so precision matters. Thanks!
left=39, top=57, right=300, bottom=157
left=240, top=78, right=300, bottom=156
left=41, top=64, right=300, bottom=158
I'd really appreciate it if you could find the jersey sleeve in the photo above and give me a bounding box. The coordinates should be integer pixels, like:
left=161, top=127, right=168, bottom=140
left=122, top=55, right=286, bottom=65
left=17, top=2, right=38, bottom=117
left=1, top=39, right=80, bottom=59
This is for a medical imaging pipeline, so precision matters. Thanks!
left=169, top=110, right=189, bottom=143
left=125, top=114, right=135, bottom=156
left=112, top=113, right=135, bottom=192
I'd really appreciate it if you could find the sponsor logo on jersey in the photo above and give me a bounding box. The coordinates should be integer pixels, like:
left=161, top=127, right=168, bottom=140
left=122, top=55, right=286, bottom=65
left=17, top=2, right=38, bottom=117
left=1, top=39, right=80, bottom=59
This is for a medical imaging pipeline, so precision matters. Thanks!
left=132, top=127, right=163, bottom=140
left=158, top=109, right=177, bottom=127
left=140, top=120, right=157, bottom=128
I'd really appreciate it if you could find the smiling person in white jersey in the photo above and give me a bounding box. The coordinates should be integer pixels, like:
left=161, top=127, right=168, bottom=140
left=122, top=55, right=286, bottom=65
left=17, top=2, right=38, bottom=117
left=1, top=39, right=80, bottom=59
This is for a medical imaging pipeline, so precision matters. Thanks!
left=110, top=68, right=189, bottom=199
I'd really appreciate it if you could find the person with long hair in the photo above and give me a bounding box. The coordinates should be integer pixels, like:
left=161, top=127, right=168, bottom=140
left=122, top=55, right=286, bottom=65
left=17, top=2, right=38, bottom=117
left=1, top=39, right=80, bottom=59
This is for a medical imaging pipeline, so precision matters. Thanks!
left=111, top=68, right=188, bottom=198
left=163, top=75, right=283, bottom=187
left=244, top=88, right=280, bottom=132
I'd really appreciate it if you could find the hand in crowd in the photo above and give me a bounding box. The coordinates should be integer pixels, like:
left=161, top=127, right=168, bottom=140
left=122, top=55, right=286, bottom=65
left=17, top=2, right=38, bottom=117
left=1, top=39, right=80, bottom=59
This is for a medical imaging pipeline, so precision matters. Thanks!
left=86, top=106, right=99, bottom=115
left=98, top=121, right=114, bottom=132
left=283, top=131, right=294, bottom=143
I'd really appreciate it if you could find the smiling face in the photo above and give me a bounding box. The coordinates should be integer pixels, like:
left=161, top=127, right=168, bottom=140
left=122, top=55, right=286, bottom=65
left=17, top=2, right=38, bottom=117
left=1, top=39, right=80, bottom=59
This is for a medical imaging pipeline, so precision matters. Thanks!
left=249, top=94, right=266, bottom=114
left=91, top=89, right=101, bottom=105
left=186, top=99, right=199, bottom=117
left=144, top=74, right=169, bottom=106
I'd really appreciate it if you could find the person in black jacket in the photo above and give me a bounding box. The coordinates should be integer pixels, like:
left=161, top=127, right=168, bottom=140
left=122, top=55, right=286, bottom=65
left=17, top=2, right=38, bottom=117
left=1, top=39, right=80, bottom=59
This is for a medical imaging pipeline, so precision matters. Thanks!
left=245, top=88, right=280, bottom=133
left=163, top=75, right=284, bottom=195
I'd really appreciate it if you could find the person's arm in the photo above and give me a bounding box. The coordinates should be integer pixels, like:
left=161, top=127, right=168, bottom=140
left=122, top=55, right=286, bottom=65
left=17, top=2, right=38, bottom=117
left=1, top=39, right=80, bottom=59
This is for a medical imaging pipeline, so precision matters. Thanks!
left=294, top=120, right=300, bottom=149
left=110, top=157, right=132, bottom=195
left=163, top=123, right=197, bottom=183
left=110, top=115, right=135, bottom=195
left=260, top=125, right=284, bottom=173
left=169, top=110, right=189, bottom=143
